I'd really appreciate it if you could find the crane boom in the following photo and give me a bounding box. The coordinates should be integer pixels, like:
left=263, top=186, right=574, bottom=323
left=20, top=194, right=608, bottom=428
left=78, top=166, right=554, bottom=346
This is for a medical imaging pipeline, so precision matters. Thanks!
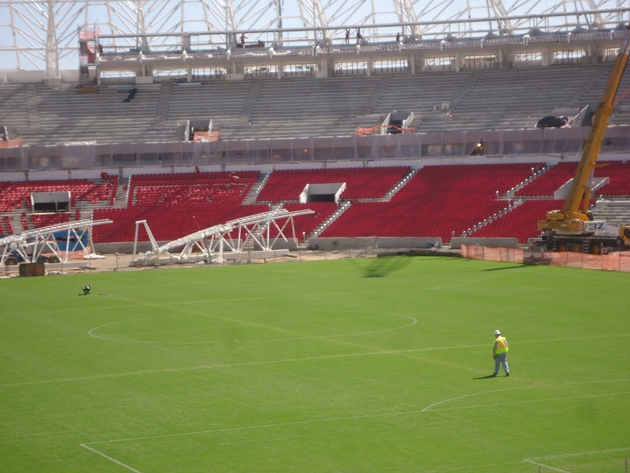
left=563, top=35, right=630, bottom=217
left=539, top=33, right=630, bottom=234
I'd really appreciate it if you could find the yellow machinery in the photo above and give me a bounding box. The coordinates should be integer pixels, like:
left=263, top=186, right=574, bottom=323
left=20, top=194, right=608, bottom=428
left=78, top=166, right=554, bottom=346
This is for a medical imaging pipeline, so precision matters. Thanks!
left=537, top=32, right=630, bottom=254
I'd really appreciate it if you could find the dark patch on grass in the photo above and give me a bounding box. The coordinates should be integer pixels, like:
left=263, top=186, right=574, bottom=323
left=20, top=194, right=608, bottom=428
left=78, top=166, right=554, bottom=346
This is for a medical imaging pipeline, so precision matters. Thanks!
left=362, top=256, right=412, bottom=278
left=481, top=264, right=527, bottom=272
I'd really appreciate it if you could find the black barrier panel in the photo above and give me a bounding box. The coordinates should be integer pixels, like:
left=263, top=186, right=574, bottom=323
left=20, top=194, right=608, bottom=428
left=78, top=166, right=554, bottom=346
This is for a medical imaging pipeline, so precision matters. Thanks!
left=19, top=262, right=45, bottom=277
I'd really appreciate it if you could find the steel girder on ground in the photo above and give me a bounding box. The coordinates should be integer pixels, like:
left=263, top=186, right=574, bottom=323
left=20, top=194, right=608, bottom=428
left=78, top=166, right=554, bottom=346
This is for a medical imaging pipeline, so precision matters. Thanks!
left=1, top=0, right=628, bottom=72
left=131, top=208, right=314, bottom=265
left=0, top=218, right=112, bottom=265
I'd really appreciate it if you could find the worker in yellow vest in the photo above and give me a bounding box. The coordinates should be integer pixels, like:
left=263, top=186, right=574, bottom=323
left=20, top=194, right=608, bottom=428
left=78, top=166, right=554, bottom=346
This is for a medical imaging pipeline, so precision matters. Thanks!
left=492, top=330, right=510, bottom=377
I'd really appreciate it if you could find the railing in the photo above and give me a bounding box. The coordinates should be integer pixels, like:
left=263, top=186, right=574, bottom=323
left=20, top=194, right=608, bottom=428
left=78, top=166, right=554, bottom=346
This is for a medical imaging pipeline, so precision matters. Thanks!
left=96, top=19, right=630, bottom=58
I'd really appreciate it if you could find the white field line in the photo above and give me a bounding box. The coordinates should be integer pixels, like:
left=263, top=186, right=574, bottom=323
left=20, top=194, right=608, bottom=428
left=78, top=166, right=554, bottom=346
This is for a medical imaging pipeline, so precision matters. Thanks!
left=565, top=379, right=630, bottom=384
left=523, top=448, right=630, bottom=473
left=421, top=386, right=534, bottom=412
left=83, top=411, right=431, bottom=445
left=87, top=312, right=418, bottom=344
left=529, top=447, right=630, bottom=460
left=0, top=343, right=487, bottom=388
left=426, top=391, right=630, bottom=412
left=81, top=444, right=144, bottom=473
left=3, top=333, right=629, bottom=388
left=82, top=391, right=630, bottom=447
left=523, top=459, right=571, bottom=473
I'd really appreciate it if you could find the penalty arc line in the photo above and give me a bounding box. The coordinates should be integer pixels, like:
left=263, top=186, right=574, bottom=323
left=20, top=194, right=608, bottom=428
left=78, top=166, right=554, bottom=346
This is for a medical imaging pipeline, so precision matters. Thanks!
left=81, top=444, right=144, bottom=473
left=421, top=386, right=534, bottom=412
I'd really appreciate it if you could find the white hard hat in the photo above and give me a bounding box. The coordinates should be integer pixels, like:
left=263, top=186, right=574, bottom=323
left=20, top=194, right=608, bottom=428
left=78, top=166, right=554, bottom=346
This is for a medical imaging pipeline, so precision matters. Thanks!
left=494, top=330, right=501, bottom=335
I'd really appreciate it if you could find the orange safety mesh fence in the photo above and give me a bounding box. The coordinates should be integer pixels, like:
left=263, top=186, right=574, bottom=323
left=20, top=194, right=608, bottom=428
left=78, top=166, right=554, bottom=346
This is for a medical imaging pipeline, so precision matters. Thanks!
left=193, top=131, right=221, bottom=142
left=356, top=125, right=415, bottom=136
left=0, top=137, right=23, bottom=148
left=462, top=244, right=630, bottom=272
left=461, top=245, right=524, bottom=263
left=546, top=251, right=630, bottom=271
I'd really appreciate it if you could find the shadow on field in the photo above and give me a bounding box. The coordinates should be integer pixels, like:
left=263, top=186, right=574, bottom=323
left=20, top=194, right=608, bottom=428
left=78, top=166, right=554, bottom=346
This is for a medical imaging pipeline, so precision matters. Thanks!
left=482, top=265, right=527, bottom=272
left=361, top=256, right=412, bottom=278
left=473, top=374, right=501, bottom=380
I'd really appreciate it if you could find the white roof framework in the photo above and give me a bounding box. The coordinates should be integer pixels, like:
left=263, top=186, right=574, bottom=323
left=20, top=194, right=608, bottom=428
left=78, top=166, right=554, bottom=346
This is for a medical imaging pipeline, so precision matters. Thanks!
left=0, top=218, right=112, bottom=265
left=131, top=207, right=314, bottom=265
left=1, top=0, right=629, bottom=72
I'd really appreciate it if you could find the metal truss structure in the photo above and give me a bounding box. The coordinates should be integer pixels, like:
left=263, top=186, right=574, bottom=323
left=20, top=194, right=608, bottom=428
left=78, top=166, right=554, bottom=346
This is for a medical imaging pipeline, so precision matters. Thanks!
left=0, top=218, right=112, bottom=266
left=131, top=207, right=313, bottom=265
left=1, top=0, right=629, bottom=74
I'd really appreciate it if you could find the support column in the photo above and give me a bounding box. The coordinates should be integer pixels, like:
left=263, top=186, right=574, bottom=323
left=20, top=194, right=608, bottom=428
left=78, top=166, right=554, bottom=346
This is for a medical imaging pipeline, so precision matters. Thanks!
left=542, top=47, right=552, bottom=67
left=455, top=54, right=462, bottom=72
left=44, top=0, right=61, bottom=85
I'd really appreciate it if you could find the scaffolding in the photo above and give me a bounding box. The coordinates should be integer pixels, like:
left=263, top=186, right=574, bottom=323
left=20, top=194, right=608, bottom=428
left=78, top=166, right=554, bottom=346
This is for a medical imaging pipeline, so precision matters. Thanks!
left=131, top=208, right=314, bottom=265
left=0, top=218, right=112, bottom=266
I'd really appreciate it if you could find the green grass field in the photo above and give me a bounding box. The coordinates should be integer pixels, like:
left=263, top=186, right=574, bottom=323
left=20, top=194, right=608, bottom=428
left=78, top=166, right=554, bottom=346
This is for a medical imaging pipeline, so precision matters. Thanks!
left=1, top=256, right=629, bottom=473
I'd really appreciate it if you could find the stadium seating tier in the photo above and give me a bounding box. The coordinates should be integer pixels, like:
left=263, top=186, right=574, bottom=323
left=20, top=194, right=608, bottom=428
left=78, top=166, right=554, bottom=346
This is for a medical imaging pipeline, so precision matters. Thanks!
left=256, top=166, right=410, bottom=203
left=322, top=163, right=543, bottom=241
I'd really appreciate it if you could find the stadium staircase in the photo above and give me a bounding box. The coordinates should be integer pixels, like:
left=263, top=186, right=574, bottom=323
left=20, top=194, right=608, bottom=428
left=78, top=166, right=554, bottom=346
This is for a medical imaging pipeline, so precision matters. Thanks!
left=470, top=199, right=547, bottom=242
left=241, top=172, right=270, bottom=204
left=26, top=84, right=40, bottom=129
left=282, top=202, right=339, bottom=241
left=113, top=178, right=129, bottom=208
left=374, top=168, right=418, bottom=202
left=238, top=80, right=265, bottom=125
left=359, top=75, right=394, bottom=116
left=2, top=214, right=23, bottom=234
left=591, top=200, right=630, bottom=226
left=309, top=201, right=351, bottom=238
left=154, top=81, right=172, bottom=124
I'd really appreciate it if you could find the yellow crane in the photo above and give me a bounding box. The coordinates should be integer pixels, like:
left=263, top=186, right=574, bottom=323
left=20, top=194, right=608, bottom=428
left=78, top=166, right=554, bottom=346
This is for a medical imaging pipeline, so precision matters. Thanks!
left=537, top=33, right=630, bottom=254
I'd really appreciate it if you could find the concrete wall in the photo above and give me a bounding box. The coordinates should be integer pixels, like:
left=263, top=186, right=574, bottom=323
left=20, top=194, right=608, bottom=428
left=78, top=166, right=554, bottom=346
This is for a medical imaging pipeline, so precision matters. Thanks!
left=1, top=70, right=79, bottom=84
left=95, top=239, right=297, bottom=254
left=95, top=242, right=154, bottom=254
left=308, top=237, right=442, bottom=251
left=98, top=237, right=441, bottom=254
left=450, top=237, right=519, bottom=249
left=0, top=168, right=121, bottom=182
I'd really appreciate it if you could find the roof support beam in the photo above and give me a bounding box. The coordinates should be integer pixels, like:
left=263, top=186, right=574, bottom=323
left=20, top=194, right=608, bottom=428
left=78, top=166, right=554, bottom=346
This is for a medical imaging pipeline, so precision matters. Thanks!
left=44, top=0, right=60, bottom=82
